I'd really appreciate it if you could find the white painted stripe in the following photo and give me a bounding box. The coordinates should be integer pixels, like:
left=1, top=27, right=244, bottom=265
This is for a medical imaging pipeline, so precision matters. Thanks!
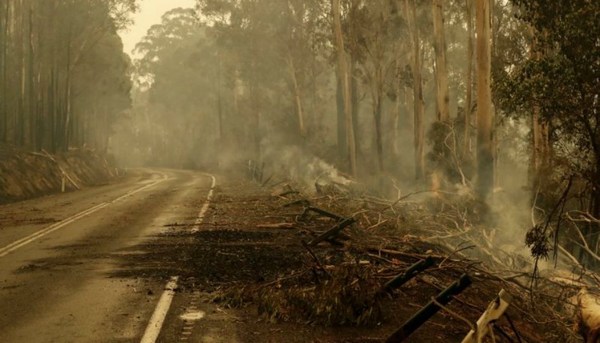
left=0, top=174, right=168, bottom=258
left=191, top=174, right=216, bottom=233
left=140, top=276, right=179, bottom=343
left=141, top=173, right=216, bottom=343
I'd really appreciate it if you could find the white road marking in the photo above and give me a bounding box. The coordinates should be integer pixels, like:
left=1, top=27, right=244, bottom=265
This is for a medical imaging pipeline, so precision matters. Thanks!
left=192, top=174, right=216, bottom=233
left=140, top=276, right=179, bottom=343
left=0, top=173, right=168, bottom=258
left=141, top=173, right=216, bottom=343
left=180, top=311, right=205, bottom=321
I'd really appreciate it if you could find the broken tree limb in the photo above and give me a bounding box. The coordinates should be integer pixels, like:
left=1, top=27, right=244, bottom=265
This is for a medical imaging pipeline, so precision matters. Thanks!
left=259, top=162, right=265, bottom=183
left=283, top=199, right=311, bottom=208
left=303, top=206, right=344, bottom=221
left=257, top=269, right=311, bottom=290
left=461, top=289, right=512, bottom=343
left=574, top=288, right=600, bottom=343
left=308, top=217, right=355, bottom=246
left=325, top=238, right=344, bottom=246
left=271, top=183, right=295, bottom=197
left=38, top=149, right=80, bottom=190
left=378, top=257, right=435, bottom=295
left=385, top=274, right=472, bottom=342
left=278, top=190, right=300, bottom=197
left=369, top=248, right=444, bottom=262
left=256, top=223, right=295, bottom=229
left=247, top=160, right=264, bottom=182
left=301, top=240, right=331, bottom=278
left=431, top=296, right=475, bottom=333
left=261, top=174, right=273, bottom=187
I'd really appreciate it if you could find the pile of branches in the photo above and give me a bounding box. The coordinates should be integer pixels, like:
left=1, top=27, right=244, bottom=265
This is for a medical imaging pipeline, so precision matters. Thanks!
left=215, top=175, right=583, bottom=340
left=212, top=196, right=386, bottom=326
left=302, top=181, right=583, bottom=341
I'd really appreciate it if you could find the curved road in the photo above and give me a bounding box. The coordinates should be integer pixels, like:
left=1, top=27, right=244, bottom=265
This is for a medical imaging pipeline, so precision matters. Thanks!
left=0, top=169, right=214, bottom=343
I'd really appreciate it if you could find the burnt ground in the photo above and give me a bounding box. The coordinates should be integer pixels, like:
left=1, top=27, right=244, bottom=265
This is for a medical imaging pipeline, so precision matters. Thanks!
left=111, top=176, right=577, bottom=342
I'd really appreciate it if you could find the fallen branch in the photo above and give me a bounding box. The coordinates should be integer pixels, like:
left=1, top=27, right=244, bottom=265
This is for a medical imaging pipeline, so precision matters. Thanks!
left=261, top=174, right=273, bottom=187
left=256, top=269, right=311, bottom=290
left=256, top=222, right=296, bottom=229
left=378, top=257, right=435, bottom=295
left=308, top=217, right=355, bottom=246
left=301, top=240, right=331, bottom=278
left=385, top=274, right=473, bottom=342
left=283, top=199, right=310, bottom=208
left=367, top=219, right=389, bottom=230
left=302, top=206, right=344, bottom=221
left=37, top=149, right=81, bottom=190
left=278, top=190, right=300, bottom=197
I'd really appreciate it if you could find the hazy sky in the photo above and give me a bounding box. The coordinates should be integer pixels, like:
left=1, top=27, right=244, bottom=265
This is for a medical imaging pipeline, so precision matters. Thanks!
left=119, top=0, right=196, bottom=57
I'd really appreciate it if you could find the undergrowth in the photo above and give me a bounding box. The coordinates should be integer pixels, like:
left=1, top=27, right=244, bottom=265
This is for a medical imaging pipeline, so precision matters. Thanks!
left=213, top=264, right=384, bottom=326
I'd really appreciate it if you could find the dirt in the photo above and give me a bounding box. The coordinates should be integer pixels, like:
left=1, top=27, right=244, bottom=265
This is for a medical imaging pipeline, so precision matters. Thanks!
left=112, top=176, right=577, bottom=342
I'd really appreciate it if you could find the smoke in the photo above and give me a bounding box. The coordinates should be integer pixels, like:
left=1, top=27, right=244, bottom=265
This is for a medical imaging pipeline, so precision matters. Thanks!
left=261, top=144, right=352, bottom=193
left=483, top=118, right=535, bottom=267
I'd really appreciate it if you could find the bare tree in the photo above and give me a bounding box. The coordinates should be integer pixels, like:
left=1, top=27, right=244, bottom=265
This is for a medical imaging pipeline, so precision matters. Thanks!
left=431, top=0, right=449, bottom=122
left=528, top=26, right=550, bottom=189
left=475, top=0, right=493, bottom=199
left=463, top=0, right=473, bottom=154
left=332, top=0, right=357, bottom=177
left=403, top=0, right=425, bottom=180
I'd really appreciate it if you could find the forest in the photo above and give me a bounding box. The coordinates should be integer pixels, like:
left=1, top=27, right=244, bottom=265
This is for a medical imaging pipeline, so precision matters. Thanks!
left=113, top=0, right=598, bottom=270
left=0, top=0, right=134, bottom=153
left=0, top=0, right=599, bottom=296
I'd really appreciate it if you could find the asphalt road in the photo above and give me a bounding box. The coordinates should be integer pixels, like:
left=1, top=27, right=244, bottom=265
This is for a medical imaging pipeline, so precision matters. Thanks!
left=0, top=169, right=214, bottom=343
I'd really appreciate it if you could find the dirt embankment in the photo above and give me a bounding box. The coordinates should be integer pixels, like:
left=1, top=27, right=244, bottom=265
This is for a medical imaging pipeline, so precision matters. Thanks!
left=0, top=145, right=119, bottom=203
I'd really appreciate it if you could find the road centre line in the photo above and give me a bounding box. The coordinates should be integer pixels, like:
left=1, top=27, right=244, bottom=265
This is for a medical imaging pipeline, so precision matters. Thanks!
left=140, top=173, right=216, bottom=343
left=0, top=173, right=168, bottom=258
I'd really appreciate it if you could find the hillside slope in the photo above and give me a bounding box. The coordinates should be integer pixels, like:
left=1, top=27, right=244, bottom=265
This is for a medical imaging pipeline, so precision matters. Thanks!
left=0, top=145, right=120, bottom=203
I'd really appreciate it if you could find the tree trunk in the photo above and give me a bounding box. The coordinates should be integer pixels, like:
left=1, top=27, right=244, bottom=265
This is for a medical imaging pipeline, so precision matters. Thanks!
left=529, top=26, right=550, bottom=191
left=62, top=25, right=73, bottom=152
left=475, top=0, right=493, bottom=200
left=464, top=0, right=473, bottom=154
left=18, top=0, right=26, bottom=146
left=28, top=3, right=35, bottom=150
left=250, top=74, right=261, bottom=161
left=63, top=68, right=71, bottom=151
left=51, top=64, right=58, bottom=152
left=393, top=57, right=402, bottom=159
left=351, top=58, right=360, bottom=158
left=336, top=68, right=347, bottom=159
left=0, top=0, right=8, bottom=142
left=216, top=58, right=223, bottom=142
left=404, top=0, right=425, bottom=180
left=432, top=0, right=449, bottom=122
left=370, top=53, right=384, bottom=173
left=287, top=50, right=306, bottom=137
left=532, top=106, right=543, bottom=175
left=372, top=87, right=384, bottom=173
left=593, top=161, right=600, bottom=223
left=332, top=0, right=357, bottom=177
